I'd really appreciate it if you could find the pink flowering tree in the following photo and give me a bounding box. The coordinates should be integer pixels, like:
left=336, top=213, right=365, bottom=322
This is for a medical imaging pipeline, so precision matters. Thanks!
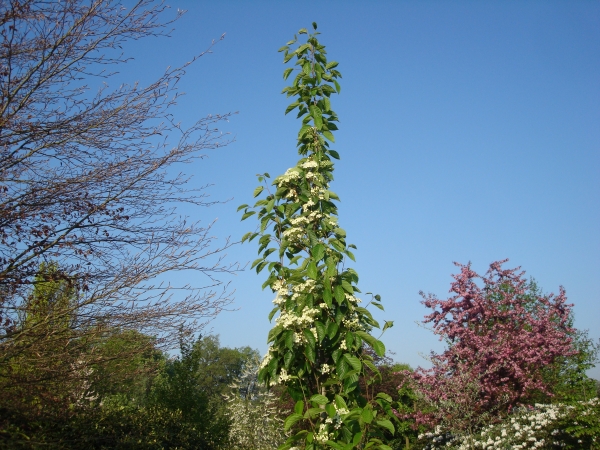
left=405, top=260, right=575, bottom=431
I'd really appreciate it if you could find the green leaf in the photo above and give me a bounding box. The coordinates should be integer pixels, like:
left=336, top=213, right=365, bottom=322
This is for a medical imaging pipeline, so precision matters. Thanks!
left=304, top=343, right=316, bottom=363
left=323, top=288, right=333, bottom=307
left=285, top=101, right=299, bottom=115
left=266, top=199, right=275, bottom=212
left=294, top=400, right=304, bottom=415
left=373, top=340, right=386, bottom=357
left=283, top=67, right=294, bottom=80
left=329, top=149, right=340, bottom=159
left=237, top=204, right=248, bottom=212
left=256, top=261, right=268, bottom=274
left=346, top=331, right=354, bottom=349
left=268, top=306, right=279, bottom=322
left=302, top=61, right=311, bottom=75
left=355, top=330, right=376, bottom=346
left=298, top=28, right=308, bottom=34
left=325, top=403, right=336, bottom=417
left=315, top=321, right=326, bottom=343
left=241, top=211, right=256, bottom=220
left=284, top=350, right=294, bottom=369
left=304, top=407, right=323, bottom=419
left=352, top=431, right=363, bottom=447
left=263, top=247, right=276, bottom=258
left=344, top=354, right=362, bottom=371
left=303, top=328, right=316, bottom=348
left=341, top=280, right=353, bottom=293
left=253, top=186, right=264, bottom=197
left=334, top=227, right=346, bottom=237
left=346, top=250, right=356, bottom=262
left=311, top=243, right=325, bottom=261
left=361, top=408, right=374, bottom=424
left=295, top=43, right=310, bottom=54
left=376, top=419, right=395, bottom=435
left=326, top=257, right=336, bottom=277
left=333, top=79, right=341, bottom=93
left=284, top=413, right=303, bottom=431
left=307, top=261, right=318, bottom=280
left=298, top=124, right=311, bottom=138
left=262, top=274, right=276, bottom=290
left=372, top=302, right=385, bottom=311
left=376, top=393, right=393, bottom=403
left=310, top=105, right=323, bottom=129
left=334, top=395, right=348, bottom=411
left=285, top=330, right=294, bottom=350
left=322, top=130, right=335, bottom=142
left=363, top=359, right=377, bottom=373
left=336, top=357, right=350, bottom=380
left=383, top=320, right=394, bottom=332
left=309, top=394, right=328, bottom=405
left=327, top=321, right=339, bottom=339
left=334, top=284, right=345, bottom=304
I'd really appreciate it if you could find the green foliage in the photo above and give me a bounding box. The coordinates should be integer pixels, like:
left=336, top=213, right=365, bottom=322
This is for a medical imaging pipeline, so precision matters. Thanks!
left=0, top=331, right=258, bottom=449
left=540, top=327, right=599, bottom=404
left=516, top=279, right=599, bottom=405
left=241, top=23, right=394, bottom=449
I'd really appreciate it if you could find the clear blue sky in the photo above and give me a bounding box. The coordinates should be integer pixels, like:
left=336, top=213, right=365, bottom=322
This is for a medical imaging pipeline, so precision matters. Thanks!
left=120, top=1, right=599, bottom=377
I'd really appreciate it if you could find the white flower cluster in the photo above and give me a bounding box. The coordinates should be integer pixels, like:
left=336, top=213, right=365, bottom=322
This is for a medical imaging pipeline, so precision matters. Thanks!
left=419, top=399, right=599, bottom=450
left=275, top=307, right=320, bottom=330
left=302, top=199, right=315, bottom=211
left=310, top=185, right=326, bottom=200
left=272, top=279, right=289, bottom=295
left=291, top=216, right=310, bottom=226
left=259, top=347, right=274, bottom=369
left=301, top=160, right=318, bottom=169
left=342, top=311, right=363, bottom=331
left=315, top=423, right=333, bottom=444
left=344, top=293, right=361, bottom=304
left=290, top=279, right=319, bottom=299
left=321, top=405, right=349, bottom=433
left=272, top=293, right=286, bottom=306
left=278, top=368, right=291, bottom=383
left=275, top=168, right=301, bottom=185
left=282, top=226, right=304, bottom=241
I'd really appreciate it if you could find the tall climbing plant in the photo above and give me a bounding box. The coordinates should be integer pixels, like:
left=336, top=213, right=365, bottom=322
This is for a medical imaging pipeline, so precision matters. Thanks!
left=240, top=23, right=396, bottom=450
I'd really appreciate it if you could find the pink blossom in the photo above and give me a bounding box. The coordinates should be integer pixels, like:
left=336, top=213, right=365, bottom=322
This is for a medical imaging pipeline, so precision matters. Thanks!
left=403, top=260, right=575, bottom=429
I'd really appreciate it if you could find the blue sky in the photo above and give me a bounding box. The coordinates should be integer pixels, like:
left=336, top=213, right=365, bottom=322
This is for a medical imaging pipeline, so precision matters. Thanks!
left=120, top=1, right=599, bottom=376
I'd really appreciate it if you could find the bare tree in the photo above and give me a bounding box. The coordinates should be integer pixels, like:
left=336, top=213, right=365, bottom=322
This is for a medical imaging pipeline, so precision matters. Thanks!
left=0, top=0, right=236, bottom=403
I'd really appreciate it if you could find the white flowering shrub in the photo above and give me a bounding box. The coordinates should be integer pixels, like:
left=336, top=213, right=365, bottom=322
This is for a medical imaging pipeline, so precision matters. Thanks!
left=224, top=355, right=288, bottom=449
left=416, top=398, right=599, bottom=450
